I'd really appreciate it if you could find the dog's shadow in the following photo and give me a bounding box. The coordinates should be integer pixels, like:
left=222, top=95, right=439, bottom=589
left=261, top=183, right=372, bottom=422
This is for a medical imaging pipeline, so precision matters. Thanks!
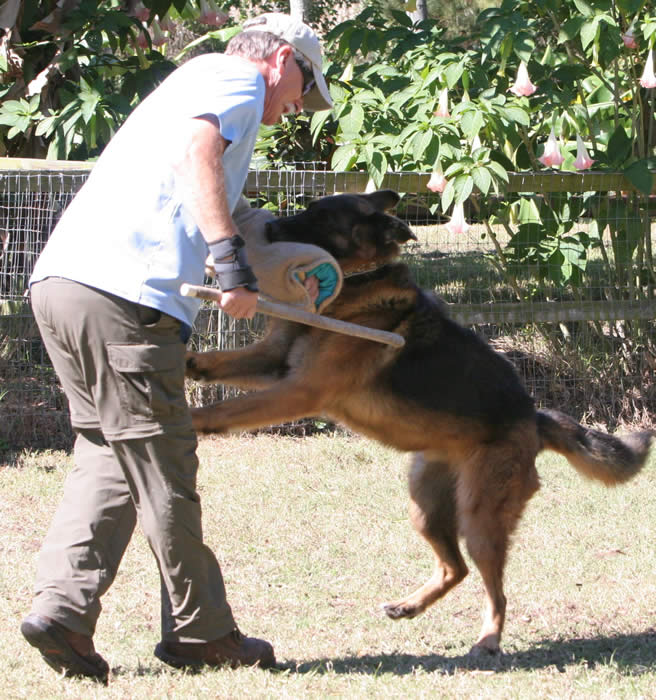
left=281, top=630, right=656, bottom=676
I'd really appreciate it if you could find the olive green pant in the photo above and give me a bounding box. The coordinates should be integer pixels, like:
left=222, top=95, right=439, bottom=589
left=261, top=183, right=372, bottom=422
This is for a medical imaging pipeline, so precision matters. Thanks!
left=29, top=278, right=235, bottom=642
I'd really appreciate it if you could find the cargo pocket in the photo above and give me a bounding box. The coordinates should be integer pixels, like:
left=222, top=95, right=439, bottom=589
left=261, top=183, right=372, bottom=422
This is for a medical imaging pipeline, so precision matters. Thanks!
left=107, top=342, right=187, bottom=423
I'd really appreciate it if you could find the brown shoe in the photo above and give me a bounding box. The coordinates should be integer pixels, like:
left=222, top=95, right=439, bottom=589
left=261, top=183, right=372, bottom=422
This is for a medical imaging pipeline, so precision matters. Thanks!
left=154, top=628, right=275, bottom=670
left=21, top=613, right=109, bottom=682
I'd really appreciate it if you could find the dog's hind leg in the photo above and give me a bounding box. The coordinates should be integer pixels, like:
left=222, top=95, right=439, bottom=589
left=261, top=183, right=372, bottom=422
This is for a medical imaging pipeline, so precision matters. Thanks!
left=383, top=453, right=468, bottom=620
left=457, top=439, right=540, bottom=655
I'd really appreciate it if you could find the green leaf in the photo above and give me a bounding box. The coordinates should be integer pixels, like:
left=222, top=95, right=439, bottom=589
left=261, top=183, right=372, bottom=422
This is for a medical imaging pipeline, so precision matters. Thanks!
left=331, top=144, right=358, bottom=171
left=441, top=179, right=455, bottom=211
left=412, top=129, right=434, bottom=163
left=453, top=174, right=474, bottom=204
left=623, top=160, right=653, bottom=196
left=310, top=109, right=332, bottom=145
left=606, top=126, right=632, bottom=167
left=558, top=17, right=585, bottom=42
left=472, top=166, right=492, bottom=196
left=366, top=150, right=388, bottom=188
left=517, top=196, right=541, bottom=224
left=580, top=18, right=599, bottom=50
left=389, top=9, right=413, bottom=28
left=460, top=109, right=484, bottom=139
left=501, top=106, right=529, bottom=127
left=81, top=94, right=100, bottom=123
left=339, top=103, right=365, bottom=137
left=444, top=61, right=464, bottom=89
left=487, top=159, right=509, bottom=183
left=572, top=0, right=594, bottom=17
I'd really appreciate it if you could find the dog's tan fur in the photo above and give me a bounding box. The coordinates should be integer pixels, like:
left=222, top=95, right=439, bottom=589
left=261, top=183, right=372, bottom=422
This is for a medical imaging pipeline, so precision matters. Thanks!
left=186, top=191, right=652, bottom=655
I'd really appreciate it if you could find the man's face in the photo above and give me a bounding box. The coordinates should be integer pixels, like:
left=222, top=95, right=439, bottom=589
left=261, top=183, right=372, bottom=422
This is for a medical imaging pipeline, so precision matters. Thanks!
left=261, top=45, right=307, bottom=125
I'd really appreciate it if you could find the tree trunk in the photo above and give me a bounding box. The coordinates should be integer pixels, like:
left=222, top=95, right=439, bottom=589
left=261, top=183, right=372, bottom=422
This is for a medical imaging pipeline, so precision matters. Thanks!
left=407, top=0, right=428, bottom=24
left=289, top=0, right=311, bottom=22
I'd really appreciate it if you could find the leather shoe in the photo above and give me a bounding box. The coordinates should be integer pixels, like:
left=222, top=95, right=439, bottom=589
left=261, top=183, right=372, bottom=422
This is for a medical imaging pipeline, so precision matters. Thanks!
left=21, top=613, right=109, bottom=681
left=154, top=628, right=275, bottom=670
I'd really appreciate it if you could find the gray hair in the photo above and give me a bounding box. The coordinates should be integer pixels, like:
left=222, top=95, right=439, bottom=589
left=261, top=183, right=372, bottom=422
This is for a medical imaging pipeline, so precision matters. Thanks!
left=225, top=29, right=288, bottom=60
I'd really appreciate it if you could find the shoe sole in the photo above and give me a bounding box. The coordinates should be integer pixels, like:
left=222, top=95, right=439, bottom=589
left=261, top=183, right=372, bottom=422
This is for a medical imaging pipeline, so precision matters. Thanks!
left=154, top=642, right=276, bottom=670
left=154, top=642, right=206, bottom=670
left=21, top=614, right=109, bottom=681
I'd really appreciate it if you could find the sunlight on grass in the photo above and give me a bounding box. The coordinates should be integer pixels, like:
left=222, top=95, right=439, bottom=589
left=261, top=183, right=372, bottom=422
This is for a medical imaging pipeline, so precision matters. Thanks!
left=1, top=435, right=655, bottom=698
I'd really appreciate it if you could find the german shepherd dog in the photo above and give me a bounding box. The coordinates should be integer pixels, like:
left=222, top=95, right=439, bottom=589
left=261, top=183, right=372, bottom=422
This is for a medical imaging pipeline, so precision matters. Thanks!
left=186, top=190, right=652, bottom=655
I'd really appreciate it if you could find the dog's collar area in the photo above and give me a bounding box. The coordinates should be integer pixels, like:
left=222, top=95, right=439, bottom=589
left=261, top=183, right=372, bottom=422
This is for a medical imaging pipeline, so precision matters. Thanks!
left=344, top=261, right=391, bottom=278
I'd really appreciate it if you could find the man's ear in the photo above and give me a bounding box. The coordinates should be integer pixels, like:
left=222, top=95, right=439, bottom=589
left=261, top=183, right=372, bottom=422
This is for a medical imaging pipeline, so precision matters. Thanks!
left=363, top=189, right=400, bottom=212
left=269, top=44, right=293, bottom=74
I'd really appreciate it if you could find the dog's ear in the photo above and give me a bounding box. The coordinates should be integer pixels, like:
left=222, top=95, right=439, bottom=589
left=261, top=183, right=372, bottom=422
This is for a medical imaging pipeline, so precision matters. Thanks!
left=363, top=190, right=400, bottom=212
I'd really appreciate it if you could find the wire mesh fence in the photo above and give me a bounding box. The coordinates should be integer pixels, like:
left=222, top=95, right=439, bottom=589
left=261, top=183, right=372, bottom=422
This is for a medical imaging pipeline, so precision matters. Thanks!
left=1, top=162, right=654, bottom=450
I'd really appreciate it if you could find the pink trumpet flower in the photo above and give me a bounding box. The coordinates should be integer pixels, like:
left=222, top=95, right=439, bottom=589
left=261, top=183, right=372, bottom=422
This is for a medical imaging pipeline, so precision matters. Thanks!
left=427, top=169, right=447, bottom=193
left=640, top=49, right=656, bottom=88
left=573, top=135, right=595, bottom=171
left=199, top=0, right=228, bottom=27
left=539, top=128, right=565, bottom=168
left=150, top=19, right=167, bottom=47
left=434, top=88, right=450, bottom=118
left=622, top=27, right=637, bottom=49
left=446, top=202, right=470, bottom=235
left=130, top=2, right=150, bottom=22
left=509, top=61, right=537, bottom=97
left=159, top=14, right=176, bottom=33
left=135, top=25, right=149, bottom=49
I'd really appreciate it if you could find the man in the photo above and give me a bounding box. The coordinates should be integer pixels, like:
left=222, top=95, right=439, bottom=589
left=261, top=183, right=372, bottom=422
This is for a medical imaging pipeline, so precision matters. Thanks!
left=21, top=13, right=333, bottom=681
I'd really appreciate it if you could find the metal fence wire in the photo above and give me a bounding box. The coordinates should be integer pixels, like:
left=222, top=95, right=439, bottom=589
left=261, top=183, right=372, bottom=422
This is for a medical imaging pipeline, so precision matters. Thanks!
left=1, top=163, right=654, bottom=450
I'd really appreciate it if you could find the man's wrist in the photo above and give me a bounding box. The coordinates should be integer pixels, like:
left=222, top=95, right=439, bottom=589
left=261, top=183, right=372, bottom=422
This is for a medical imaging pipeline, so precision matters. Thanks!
left=208, top=235, right=259, bottom=292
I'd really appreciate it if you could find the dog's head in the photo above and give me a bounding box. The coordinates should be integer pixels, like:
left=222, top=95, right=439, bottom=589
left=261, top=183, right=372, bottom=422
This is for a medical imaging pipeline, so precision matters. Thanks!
left=265, top=190, right=416, bottom=271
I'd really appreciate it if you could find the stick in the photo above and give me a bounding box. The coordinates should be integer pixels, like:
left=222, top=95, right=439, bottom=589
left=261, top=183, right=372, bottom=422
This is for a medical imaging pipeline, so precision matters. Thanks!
left=180, top=283, right=405, bottom=348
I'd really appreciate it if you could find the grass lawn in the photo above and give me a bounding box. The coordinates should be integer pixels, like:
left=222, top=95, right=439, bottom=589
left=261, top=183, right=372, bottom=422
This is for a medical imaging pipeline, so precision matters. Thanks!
left=1, top=434, right=655, bottom=698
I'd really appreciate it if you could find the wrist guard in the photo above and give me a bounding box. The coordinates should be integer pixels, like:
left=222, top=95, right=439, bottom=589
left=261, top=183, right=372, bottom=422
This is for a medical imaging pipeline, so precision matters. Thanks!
left=208, top=235, right=258, bottom=292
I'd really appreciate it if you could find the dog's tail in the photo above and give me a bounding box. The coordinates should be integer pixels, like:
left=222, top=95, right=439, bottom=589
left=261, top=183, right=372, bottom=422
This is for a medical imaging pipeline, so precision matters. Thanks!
left=536, top=409, right=652, bottom=485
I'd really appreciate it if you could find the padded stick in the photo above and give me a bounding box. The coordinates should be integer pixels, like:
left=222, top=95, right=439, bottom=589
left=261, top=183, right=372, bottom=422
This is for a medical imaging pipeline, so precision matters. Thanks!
left=180, top=283, right=405, bottom=348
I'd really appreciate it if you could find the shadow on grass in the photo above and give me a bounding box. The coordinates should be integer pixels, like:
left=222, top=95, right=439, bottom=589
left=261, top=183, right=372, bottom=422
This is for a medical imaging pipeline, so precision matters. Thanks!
left=283, top=630, right=656, bottom=676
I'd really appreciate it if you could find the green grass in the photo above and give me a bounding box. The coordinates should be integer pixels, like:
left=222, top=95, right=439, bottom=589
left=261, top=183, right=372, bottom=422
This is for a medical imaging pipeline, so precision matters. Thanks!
left=2, top=434, right=655, bottom=698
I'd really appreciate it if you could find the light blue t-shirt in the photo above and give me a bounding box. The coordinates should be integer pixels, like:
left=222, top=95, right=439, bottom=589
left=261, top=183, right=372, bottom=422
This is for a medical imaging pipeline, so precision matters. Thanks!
left=30, top=53, right=265, bottom=326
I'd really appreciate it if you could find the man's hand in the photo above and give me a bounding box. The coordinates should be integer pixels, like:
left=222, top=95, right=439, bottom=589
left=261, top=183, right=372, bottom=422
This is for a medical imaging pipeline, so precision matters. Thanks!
left=304, top=275, right=319, bottom=305
left=219, top=286, right=258, bottom=319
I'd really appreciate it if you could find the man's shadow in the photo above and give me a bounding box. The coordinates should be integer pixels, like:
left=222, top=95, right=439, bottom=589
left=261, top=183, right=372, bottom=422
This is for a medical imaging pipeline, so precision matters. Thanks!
left=280, top=630, right=656, bottom=676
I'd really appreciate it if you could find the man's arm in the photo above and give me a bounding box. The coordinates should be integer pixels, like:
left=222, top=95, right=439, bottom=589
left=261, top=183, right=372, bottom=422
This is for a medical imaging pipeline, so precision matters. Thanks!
left=173, top=115, right=258, bottom=319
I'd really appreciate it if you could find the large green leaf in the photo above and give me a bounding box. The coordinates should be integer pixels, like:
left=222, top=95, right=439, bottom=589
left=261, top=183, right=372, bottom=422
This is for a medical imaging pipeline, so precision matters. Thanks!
left=331, top=144, right=358, bottom=172
left=606, top=126, right=632, bottom=167
left=339, top=103, right=365, bottom=137
left=472, top=166, right=492, bottom=196
left=623, top=160, right=654, bottom=196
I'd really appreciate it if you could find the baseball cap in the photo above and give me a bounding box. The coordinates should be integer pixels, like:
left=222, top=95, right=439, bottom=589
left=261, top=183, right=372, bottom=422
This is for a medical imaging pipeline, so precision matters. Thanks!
left=242, top=13, right=333, bottom=112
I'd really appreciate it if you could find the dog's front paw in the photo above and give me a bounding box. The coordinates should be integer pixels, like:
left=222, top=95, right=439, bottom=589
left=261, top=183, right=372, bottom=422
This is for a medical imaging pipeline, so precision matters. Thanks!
left=382, top=601, right=421, bottom=620
left=185, top=351, right=210, bottom=381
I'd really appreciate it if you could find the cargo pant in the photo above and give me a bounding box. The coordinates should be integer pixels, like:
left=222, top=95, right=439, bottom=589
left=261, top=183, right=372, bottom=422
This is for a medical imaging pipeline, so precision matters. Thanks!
left=29, top=277, right=235, bottom=642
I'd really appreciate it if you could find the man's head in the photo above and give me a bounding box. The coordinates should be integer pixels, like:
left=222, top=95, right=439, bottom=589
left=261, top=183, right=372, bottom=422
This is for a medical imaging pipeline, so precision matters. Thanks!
left=226, top=13, right=333, bottom=124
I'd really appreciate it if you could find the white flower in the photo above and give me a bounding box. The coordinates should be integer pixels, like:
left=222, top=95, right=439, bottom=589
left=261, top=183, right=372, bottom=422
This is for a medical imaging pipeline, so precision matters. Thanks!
left=539, top=128, right=565, bottom=168
left=640, top=49, right=656, bottom=89
left=573, top=135, right=595, bottom=171
left=446, top=202, right=470, bottom=235
left=622, top=27, right=637, bottom=49
left=427, top=170, right=447, bottom=193
left=509, top=62, right=537, bottom=97
left=434, top=88, right=449, bottom=118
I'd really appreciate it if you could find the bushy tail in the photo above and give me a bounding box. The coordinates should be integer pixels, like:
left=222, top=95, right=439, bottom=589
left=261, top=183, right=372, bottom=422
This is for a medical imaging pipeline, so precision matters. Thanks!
left=536, top=409, right=653, bottom=485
